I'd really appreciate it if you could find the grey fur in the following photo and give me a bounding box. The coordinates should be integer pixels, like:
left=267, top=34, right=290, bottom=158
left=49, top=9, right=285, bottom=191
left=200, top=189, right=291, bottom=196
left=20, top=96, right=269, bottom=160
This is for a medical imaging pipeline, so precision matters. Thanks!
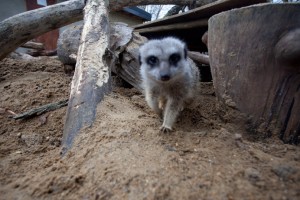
left=139, top=37, right=200, bottom=132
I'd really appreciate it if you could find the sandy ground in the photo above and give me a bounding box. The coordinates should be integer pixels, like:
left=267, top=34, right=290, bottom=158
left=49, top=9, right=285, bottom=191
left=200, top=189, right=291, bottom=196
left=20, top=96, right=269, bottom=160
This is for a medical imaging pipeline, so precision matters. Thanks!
left=0, top=57, right=299, bottom=200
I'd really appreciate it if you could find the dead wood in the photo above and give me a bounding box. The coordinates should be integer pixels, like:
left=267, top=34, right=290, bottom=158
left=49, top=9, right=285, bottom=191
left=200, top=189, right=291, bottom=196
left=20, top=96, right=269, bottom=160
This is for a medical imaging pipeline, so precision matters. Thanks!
left=21, top=41, right=44, bottom=50
left=113, top=31, right=147, bottom=91
left=8, top=52, right=38, bottom=60
left=202, top=31, right=208, bottom=46
left=188, top=51, right=209, bottom=65
left=0, top=0, right=84, bottom=60
left=12, top=100, right=68, bottom=120
left=61, top=0, right=111, bottom=154
left=134, top=19, right=208, bottom=34
left=26, top=49, right=57, bottom=57
left=208, top=4, right=300, bottom=144
left=42, top=49, right=57, bottom=56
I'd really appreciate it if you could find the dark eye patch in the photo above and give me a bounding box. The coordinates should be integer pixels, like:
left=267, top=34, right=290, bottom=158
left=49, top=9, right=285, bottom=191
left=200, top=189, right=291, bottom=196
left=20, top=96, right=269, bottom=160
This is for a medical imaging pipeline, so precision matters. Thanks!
left=169, top=53, right=181, bottom=66
left=146, top=56, right=159, bottom=66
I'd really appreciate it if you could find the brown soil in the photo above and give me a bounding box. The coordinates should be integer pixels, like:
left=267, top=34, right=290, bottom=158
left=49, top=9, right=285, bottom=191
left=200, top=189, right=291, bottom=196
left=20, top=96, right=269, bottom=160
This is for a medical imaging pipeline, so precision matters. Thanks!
left=0, top=58, right=299, bottom=200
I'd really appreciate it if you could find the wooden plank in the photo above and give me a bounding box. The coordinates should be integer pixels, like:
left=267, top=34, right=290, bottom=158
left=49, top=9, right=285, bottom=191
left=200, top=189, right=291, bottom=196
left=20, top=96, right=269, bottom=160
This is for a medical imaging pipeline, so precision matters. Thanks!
left=134, top=0, right=267, bottom=30
left=135, top=19, right=208, bottom=34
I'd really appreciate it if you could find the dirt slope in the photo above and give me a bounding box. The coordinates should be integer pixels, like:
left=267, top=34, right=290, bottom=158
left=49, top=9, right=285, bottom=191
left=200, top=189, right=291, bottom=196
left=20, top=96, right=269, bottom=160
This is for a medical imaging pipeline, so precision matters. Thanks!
left=0, top=58, right=299, bottom=200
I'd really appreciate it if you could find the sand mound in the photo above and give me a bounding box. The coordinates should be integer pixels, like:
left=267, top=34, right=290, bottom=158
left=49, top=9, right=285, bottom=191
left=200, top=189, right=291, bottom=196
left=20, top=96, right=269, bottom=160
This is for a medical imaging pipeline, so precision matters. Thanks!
left=0, top=58, right=299, bottom=200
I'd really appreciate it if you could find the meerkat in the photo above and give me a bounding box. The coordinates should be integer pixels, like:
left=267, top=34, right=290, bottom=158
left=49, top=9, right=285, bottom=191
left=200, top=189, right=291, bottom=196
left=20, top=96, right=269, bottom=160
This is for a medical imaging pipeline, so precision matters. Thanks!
left=139, top=37, right=200, bottom=132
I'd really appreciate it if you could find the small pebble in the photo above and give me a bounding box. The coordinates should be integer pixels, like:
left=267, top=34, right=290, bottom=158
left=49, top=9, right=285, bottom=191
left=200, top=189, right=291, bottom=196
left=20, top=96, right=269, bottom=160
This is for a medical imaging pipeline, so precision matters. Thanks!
left=235, top=133, right=242, bottom=140
left=17, top=132, right=22, bottom=138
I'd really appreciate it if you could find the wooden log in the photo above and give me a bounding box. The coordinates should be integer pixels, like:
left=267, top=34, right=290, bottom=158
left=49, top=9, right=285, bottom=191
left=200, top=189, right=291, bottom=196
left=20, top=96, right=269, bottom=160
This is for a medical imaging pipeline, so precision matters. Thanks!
left=118, top=34, right=146, bottom=91
left=61, top=0, right=111, bottom=154
left=134, top=19, right=208, bottom=34
left=111, top=24, right=147, bottom=91
left=26, top=49, right=57, bottom=57
left=188, top=51, right=209, bottom=65
left=8, top=52, right=38, bottom=60
left=201, top=31, right=208, bottom=47
left=208, top=3, right=300, bottom=144
left=0, top=0, right=85, bottom=60
left=21, top=41, right=45, bottom=50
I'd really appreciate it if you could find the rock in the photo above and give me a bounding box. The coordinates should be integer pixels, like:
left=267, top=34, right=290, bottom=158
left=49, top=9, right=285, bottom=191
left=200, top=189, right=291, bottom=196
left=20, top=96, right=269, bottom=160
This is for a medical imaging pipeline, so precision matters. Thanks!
left=20, top=133, right=44, bottom=147
left=17, top=132, right=22, bottom=138
left=272, top=164, right=297, bottom=181
left=234, top=133, right=242, bottom=140
left=244, top=167, right=261, bottom=184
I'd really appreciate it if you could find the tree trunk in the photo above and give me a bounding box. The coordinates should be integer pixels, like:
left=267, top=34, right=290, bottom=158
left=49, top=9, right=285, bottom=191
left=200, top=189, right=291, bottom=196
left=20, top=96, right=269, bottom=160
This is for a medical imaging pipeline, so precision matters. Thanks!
left=208, top=3, right=300, bottom=144
left=61, top=0, right=111, bottom=154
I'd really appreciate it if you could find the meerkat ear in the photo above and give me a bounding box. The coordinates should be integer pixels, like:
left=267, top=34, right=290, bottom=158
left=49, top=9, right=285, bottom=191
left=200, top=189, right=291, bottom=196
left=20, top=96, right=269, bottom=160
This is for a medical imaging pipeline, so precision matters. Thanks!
left=184, top=46, right=188, bottom=59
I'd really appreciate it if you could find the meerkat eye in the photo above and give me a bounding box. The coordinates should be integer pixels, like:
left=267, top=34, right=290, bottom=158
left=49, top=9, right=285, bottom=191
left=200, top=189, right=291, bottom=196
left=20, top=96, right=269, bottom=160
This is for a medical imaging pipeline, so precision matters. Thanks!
left=147, top=56, right=159, bottom=66
left=169, top=53, right=181, bottom=66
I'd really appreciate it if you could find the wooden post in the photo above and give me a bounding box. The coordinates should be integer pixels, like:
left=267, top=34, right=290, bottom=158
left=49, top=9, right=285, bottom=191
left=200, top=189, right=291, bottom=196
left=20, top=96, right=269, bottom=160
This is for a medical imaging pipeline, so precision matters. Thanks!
left=208, top=3, right=300, bottom=144
left=61, top=0, right=111, bottom=154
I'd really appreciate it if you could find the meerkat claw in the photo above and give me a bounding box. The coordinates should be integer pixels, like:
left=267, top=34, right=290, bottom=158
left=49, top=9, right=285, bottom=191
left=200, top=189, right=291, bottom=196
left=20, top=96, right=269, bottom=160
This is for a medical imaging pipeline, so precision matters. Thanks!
left=160, top=126, right=173, bottom=133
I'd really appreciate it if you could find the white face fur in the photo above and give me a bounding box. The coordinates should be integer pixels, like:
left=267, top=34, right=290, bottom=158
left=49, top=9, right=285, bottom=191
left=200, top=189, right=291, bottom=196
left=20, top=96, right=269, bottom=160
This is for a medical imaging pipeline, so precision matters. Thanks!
left=139, top=37, right=189, bottom=83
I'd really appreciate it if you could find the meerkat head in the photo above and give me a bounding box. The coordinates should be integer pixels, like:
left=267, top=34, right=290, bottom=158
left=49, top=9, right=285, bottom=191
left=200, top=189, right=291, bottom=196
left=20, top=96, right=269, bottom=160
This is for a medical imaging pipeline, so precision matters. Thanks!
left=139, top=37, right=188, bottom=83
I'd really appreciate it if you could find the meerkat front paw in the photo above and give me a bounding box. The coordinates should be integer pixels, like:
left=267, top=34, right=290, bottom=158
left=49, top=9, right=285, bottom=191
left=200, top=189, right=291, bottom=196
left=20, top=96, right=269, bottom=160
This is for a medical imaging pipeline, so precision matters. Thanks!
left=160, top=125, right=173, bottom=133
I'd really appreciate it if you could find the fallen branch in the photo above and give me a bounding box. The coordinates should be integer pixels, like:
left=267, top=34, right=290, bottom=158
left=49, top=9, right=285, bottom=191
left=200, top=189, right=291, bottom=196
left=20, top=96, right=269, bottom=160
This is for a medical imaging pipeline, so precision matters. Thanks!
left=188, top=51, right=210, bottom=65
left=13, top=99, right=68, bottom=120
left=0, top=0, right=84, bottom=60
left=26, top=49, right=57, bottom=57
left=61, top=0, right=111, bottom=154
left=21, top=41, right=44, bottom=50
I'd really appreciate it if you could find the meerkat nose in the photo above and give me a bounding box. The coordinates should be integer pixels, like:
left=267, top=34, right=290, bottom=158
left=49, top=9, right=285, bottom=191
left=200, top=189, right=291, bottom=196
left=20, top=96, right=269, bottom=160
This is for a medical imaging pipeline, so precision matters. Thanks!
left=160, top=74, right=170, bottom=81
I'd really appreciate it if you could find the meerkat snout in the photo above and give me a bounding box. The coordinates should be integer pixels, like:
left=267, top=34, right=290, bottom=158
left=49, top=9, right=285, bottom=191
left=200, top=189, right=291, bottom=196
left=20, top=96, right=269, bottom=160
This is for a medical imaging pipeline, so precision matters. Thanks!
left=159, top=62, right=171, bottom=81
left=139, top=37, right=200, bottom=132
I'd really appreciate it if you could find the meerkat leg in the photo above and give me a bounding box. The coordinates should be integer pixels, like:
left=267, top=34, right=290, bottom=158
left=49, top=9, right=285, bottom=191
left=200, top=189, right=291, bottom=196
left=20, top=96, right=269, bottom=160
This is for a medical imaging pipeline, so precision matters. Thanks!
left=160, top=98, right=183, bottom=133
left=145, top=89, right=162, bottom=117
left=158, top=96, right=167, bottom=110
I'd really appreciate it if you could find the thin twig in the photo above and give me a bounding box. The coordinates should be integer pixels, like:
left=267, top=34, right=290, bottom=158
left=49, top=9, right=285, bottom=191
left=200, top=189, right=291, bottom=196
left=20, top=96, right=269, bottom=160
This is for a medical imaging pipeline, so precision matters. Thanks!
left=13, top=99, right=68, bottom=120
